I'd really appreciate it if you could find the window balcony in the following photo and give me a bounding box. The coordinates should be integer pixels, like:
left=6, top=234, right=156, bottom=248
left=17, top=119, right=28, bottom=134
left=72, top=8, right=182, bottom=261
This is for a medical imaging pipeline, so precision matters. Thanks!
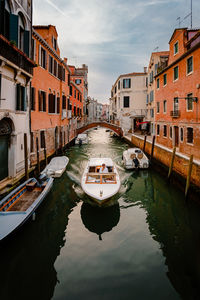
left=170, top=110, right=180, bottom=118
left=0, top=35, right=34, bottom=75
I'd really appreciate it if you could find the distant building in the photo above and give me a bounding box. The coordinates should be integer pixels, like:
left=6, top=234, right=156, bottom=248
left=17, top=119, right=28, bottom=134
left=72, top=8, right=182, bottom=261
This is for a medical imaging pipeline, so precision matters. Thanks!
left=0, top=0, right=34, bottom=182
left=155, top=28, right=200, bottom=160
left=101, top=104, right=109, bottom=121
left=110, top=70, right=147, bottom=134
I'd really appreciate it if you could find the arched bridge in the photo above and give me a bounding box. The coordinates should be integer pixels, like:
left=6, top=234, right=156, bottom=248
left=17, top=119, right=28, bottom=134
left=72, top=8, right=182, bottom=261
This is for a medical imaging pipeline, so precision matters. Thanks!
left=77, top=122, right=123, bottom=137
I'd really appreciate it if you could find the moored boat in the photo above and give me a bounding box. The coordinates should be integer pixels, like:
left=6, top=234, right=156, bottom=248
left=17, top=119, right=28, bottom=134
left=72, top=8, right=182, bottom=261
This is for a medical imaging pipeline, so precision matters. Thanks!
left=122, top=148, right=149, bottom=169
left=81, top=158, right=120, bottom=205
left=41, top=156, right=69, bottom=178
left=75, top=133, right=88, bottom=145
left=0, top=176, right=53, bottom=241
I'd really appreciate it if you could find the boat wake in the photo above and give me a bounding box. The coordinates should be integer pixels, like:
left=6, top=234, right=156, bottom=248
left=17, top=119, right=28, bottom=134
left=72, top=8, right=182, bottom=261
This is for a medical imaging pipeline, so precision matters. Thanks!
left=66, top=171, right=81, bottom=185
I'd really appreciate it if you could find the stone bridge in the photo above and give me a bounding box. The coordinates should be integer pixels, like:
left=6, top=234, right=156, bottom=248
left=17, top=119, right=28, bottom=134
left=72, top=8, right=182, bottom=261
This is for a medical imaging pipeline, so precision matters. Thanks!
left=77, top=122, right=123, bottom=137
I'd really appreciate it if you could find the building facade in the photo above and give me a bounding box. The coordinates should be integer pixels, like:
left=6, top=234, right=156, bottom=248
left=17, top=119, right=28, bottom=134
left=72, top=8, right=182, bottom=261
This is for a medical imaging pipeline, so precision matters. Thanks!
left=110, top=71, right=147, bottom=134
left=146, top=52, right=169, bottom=135
left=0, top=0, right=34, bottom=182
left=155, top=28, right=200, bottom=160
left=31, top=25, right=71, bottom=165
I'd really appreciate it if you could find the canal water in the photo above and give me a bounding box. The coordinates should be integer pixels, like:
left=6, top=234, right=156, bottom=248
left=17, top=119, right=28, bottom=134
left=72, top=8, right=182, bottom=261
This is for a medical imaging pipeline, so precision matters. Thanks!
left=1, top=128, right=200, bottom=300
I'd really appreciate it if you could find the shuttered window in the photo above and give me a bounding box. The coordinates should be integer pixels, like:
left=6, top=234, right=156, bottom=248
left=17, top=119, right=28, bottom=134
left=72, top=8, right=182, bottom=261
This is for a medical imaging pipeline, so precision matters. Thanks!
left=38, top=90, right=46, bottom=112
left=49, top=55, right=53, bottom=73
left=123, top=79, right=131, bottom=88
left=62, top=95, right=66, bottom=109
left=48, top=93, right=55, bottom=113
left=40, top=131, right=45, bottom=149
left=31, top=87, right=35, bottom=110
left=16, top=84, right=26, bottom=111
left=123, top=96, right=129, bottom=108
left=187, top=127, right=193, bottom=144
left=57, top=97, right=60, bottom=114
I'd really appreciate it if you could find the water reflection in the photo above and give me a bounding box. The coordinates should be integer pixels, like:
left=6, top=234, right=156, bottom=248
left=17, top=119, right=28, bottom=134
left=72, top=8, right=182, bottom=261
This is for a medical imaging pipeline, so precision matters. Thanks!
left=81, top=202, right=120, bottom=240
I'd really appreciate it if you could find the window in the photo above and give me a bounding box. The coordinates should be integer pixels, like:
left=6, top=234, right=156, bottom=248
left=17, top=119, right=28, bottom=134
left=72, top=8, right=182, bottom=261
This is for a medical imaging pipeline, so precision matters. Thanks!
left=149, top=71, right=154, bottom=83
left=170, top=126, right=172, bottom=139
left=53, top=60, right=57, bottom=76
left=163, top=100, right=167, bottom=113
left=146, top=77, right=148, bottom=87
left=155, top=64, right=158, bottom=75
left=123, top=78, right=131, bottom=88
left=146, top=94, right=149, bottom=105
left=174, top=66, right=179, bottom=81
left=74, top=89, right=76, bottom=98
left=156, top=102, right=160, bottom=113
left=38, top=90, right=46, bottom=112
left=180, top=128, right=183, bottom=142
left=80, top=94, right=82, bottom=102
left=114, top=86, right=117, bottom=93
left=75, top=79, right=81, bottom=85
left=157, top=78, right=160, bottom=89
left=40, top=131, right=45, bottom=149
left=31, top=87, right=35, bottom=110
left=123, top=96, right=130, bottom=108
left=187, top=93, right=193, bottom=111
left=150, top=109, right=154, bottom=118
left=16, top=84, right=26, bottom=111
left=157, top=124, right=160, bottom=135
left=187, top=127, right=193, bottom=144
left=19, top=13, right=25, bottom=52
left=118, top=80, right=120, bottom=90
left=48, top=93, right=55, bottom=113
left=52, top=37, right=57, bottom=50
left=174, top=41, right=178, bottom=55
left=150, top=90, right=154, bottom=102
left=62, top=95, right=66, bottom=109
left=163, top=74, right=167, bottom=86
left=70, top=85, right=73, bottom=96
left=39, top=47, right=46, bottom=69
left=187, top=56, right=193, bottom=74
left=163, top=125, right=167, bottom=137
left=173, top=97, right=179, bottom=111
left=49, top=55, right=53, bottom=73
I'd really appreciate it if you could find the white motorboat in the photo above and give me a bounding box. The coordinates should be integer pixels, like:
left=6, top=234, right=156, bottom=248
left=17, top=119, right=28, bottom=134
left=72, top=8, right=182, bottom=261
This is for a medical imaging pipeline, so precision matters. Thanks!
left=122, top=148, right=149, bottom=169
left=41, top=156, right=69, bottom=178
left=0, top=176, right=53, bottom=241
left=81, top=158, right=120, bottom=205
left=75, top=133, right=88, bottom=145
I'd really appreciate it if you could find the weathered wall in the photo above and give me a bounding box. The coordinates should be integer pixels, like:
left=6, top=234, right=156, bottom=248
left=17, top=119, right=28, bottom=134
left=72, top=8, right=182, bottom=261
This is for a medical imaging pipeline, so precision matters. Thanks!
left=130, top=134, right=200, bottom=188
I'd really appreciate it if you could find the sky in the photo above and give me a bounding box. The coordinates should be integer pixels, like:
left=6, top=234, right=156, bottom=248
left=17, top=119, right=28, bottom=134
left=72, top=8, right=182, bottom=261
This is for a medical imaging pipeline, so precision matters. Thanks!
left=33, top=0, right=200, bottom=103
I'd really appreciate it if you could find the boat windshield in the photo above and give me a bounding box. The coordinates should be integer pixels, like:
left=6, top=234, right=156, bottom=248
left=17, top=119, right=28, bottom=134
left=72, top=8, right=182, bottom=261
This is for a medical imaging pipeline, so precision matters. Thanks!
left=86, top=173, right=116, bottom=184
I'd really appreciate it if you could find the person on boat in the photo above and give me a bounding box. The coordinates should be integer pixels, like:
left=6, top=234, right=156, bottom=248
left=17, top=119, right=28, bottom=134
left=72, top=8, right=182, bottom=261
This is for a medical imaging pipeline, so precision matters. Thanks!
left=99, top=163, right=108, bottom=173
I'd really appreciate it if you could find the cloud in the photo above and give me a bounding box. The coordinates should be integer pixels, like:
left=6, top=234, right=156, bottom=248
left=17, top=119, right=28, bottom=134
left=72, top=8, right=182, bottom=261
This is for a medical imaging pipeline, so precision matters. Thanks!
left=33, top=0, right=200, bottom=103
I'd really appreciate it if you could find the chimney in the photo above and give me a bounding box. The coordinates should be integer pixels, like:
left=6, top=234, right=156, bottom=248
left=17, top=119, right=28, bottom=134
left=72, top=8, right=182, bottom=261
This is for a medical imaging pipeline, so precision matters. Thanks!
left=64, top=57, right=68, bottom=64
left=144, top=67, right=147, bottom=73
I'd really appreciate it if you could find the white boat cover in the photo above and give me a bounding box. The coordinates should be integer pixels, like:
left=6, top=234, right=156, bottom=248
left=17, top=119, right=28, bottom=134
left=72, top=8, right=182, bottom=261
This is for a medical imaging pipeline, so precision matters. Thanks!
left=41, top=156, right=69, bottom=177
left=88, top=157, right=114, bottom=166
left=77, top=134, right=87, bottom=139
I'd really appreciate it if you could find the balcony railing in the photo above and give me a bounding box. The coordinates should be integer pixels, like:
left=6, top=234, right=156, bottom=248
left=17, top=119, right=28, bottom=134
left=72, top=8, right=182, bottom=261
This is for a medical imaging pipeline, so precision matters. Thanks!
left=0, top=35, right=34, bottom=75
left=170, top=110, right=180, bottom=118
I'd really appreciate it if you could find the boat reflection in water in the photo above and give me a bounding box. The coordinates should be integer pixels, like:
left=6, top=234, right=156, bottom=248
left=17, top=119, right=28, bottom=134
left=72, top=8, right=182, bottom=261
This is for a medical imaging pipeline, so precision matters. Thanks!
left=81, top=202, right=120, bottom=240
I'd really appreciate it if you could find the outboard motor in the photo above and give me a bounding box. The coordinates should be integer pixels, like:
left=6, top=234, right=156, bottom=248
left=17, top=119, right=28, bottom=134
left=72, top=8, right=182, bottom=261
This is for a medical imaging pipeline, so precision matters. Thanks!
left=133, top=157, right=139, bottom=168
left=38, top=173, right=47, bottom=185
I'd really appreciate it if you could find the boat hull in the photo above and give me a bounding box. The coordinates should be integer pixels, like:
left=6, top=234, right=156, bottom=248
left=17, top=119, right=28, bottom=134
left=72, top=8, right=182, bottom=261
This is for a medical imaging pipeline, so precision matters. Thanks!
left=0, top=177, right=54, bottom=241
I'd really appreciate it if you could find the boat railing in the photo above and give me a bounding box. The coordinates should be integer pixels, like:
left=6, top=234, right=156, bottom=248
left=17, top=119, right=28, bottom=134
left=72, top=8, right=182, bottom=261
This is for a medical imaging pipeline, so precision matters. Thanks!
left=86, top=173, right=117, bottom=184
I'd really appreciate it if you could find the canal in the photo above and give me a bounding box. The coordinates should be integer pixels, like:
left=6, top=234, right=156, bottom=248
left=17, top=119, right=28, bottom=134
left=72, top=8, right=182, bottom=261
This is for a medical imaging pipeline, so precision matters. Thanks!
left=1, top=128, right=200, bottom=300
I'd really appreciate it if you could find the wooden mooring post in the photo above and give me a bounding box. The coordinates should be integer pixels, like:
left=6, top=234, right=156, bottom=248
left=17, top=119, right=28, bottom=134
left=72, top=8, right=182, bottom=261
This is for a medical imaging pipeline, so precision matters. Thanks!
left=185, top=155, right=193, bottom=198
left=150, top=135, right=155, bottom=161
left=36, top=137, right=40, bottom=175
left=43, top=133, right=48, bottom=167
left=168, top=147, right=176, bottom=179
left=24, top=133, right=29, bottom=180
left=143, top=135, right=147, bottom=152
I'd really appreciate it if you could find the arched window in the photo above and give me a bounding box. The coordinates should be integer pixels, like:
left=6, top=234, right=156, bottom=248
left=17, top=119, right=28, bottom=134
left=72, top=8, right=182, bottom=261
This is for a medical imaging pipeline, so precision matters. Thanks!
left=2, top=0, right=11, bottom=39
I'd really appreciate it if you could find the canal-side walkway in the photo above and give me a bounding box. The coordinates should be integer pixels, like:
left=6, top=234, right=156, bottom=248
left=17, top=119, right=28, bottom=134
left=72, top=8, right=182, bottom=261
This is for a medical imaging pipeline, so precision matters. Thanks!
left=123, top=132, right=200, bottom=190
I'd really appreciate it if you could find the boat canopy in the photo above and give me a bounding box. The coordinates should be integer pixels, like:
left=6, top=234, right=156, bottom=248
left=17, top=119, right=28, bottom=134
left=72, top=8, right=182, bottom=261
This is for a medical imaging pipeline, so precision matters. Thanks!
left=88, top=158, right=114, bottom=167
left=77, top=134, right=87, bottom=139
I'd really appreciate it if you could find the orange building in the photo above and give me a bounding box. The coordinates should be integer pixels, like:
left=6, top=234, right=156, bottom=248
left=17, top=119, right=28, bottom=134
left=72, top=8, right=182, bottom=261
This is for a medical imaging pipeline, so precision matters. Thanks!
left=69, top=64, right=88, bottom=126
left=155, top=28, right=200, bottom=160
left=30, top=25, right=72, bottom=165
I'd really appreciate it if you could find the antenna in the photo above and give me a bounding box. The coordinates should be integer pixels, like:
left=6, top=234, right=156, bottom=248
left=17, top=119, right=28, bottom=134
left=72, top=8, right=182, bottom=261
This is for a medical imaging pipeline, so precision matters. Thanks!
left=175, top=0, right=193, bottom=29
left=177, top=17, right=181, bottom=28
left=153, top=46, right=159, bottom=52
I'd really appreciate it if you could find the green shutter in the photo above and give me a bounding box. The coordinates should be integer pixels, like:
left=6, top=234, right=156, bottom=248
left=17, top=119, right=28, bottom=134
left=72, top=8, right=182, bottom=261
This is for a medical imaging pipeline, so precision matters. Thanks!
left=9, top=14, right=18, bottom=45
left=16, top=84, right=20, bottom=110
left=24, top=30, right=30, bottom=57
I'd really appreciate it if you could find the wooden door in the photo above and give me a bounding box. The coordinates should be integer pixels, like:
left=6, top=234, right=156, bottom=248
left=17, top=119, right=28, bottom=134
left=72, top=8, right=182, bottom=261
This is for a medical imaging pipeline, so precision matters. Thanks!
left=0, top=135, right=9, bottom=181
